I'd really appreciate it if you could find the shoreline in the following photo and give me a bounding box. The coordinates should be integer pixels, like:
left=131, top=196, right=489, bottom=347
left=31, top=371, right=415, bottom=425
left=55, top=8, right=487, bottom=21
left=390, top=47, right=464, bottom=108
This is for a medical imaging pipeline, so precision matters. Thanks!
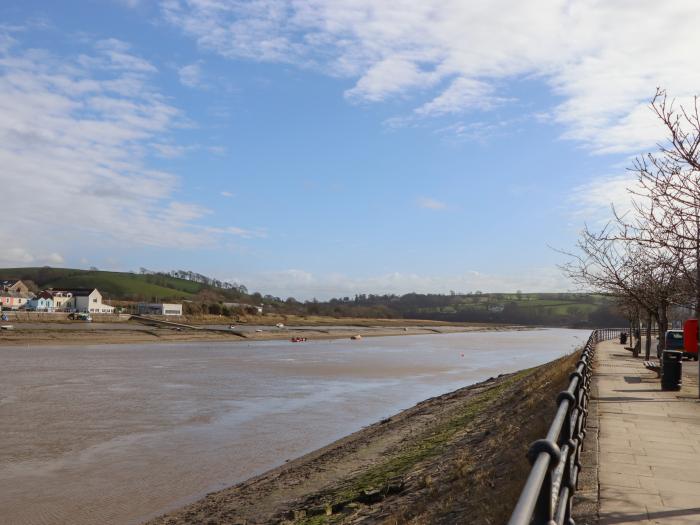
left=0, top=322, right=531, bottom=347
left=147, top=349, right=580, bottom=525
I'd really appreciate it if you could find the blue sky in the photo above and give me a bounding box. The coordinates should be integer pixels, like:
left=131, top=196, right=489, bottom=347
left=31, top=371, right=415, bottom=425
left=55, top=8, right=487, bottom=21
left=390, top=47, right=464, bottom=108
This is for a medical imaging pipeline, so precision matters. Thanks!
left=2, top=1, right=699, bottom=299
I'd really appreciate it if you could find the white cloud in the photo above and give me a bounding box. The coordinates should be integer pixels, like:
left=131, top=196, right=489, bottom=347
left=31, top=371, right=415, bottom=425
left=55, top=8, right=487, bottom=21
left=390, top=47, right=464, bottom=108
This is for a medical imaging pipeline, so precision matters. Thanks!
left=46, top=252, right=65, bottom=264
left=178, top=61, right=203, bottom=88
left=415, top=78, right=506, bottom=117
left=238, top=267, right=571, bottom=300
left=92, top=38, right=158, bottom=73
left=570, top=168, right=655, bottom=225
left=0, top=34, right=255, bottom=261
left=151, top=142, right=190, bottom=158
left=572, top=174, right=632, bottom=217
left=417, top=197, right=447, bottom=210
left=0, top=248, right=35, bottom=265
left=208, top=145, right=227, bottom=155
left=220, top=190, right=234, bottom=197
left=0, top=247, right=65, bottom=266
left=160, top=0, right=700, bottom=152
left=205, top=225, right=267, bottom=239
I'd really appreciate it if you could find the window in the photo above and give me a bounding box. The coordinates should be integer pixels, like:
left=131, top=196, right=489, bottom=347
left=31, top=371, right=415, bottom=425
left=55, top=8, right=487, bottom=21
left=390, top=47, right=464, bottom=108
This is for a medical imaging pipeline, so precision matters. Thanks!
left=93, top=298, right=97, bottom=303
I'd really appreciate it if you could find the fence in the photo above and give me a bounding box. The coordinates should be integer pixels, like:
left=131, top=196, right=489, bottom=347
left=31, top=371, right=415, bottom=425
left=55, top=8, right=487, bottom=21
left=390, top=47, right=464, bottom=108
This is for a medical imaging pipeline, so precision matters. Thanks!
left=507, top=328, right=623, bottom=525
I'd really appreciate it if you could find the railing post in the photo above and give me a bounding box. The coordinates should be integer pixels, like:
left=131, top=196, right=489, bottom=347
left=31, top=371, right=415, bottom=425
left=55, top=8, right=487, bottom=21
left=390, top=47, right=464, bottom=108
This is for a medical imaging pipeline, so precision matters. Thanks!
left=527, top=440, right=561, bottom=524
left=507, top=328, right=623, bottom=525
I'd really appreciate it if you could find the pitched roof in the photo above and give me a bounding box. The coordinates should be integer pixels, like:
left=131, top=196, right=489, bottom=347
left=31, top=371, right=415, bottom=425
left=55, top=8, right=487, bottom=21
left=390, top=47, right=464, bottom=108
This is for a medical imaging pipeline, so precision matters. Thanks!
left=49, top=288, right=97, bottom=297
left=0, top=290, right=28, bottom=298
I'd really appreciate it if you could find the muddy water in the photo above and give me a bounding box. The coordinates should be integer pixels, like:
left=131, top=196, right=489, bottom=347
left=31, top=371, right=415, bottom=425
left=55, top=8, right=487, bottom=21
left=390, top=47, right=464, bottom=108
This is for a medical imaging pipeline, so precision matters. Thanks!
left=0, top=328, right=588, bottom=525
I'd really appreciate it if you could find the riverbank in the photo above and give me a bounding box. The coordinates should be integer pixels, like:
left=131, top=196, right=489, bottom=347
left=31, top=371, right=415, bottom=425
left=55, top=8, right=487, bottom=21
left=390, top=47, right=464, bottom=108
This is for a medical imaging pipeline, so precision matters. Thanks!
left=149, top=349, right=580, bottom=525
left=0, top=322, right=523, bottom=346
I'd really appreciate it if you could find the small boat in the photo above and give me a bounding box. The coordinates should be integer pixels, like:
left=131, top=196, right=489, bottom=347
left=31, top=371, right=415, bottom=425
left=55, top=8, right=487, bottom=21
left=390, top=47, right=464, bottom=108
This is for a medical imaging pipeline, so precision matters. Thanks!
left=290, top=337, right=307, bottom=343
left=0, top=325, right=13, bottom=330
left=275, top=323, right=285, bottom=328
left=351, top=334, right=362, bottom=340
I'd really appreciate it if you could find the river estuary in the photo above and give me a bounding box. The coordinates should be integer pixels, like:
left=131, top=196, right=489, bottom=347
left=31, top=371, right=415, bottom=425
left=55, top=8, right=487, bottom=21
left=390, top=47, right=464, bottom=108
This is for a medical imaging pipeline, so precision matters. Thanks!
left=0, top=328, right=588, bottom=525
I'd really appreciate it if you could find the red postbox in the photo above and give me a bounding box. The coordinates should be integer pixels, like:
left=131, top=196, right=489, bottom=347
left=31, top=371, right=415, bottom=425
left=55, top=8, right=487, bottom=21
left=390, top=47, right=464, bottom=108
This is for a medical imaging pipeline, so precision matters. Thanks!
left=683, top=319, right=698, bottom=360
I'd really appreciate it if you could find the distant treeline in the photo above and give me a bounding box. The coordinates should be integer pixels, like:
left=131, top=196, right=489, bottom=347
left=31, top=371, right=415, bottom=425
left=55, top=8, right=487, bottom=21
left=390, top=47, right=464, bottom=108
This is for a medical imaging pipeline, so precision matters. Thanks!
left=0, top=266, right=624, bottom=326
left=139, top=268, right=248, bottom=294
left=264, top=292, right=626, bottom=327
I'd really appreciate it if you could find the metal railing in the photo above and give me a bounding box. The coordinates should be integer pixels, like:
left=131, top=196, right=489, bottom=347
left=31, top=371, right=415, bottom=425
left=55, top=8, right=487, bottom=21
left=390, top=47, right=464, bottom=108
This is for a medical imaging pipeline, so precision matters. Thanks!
left=507, top=328, right=623, bottom=525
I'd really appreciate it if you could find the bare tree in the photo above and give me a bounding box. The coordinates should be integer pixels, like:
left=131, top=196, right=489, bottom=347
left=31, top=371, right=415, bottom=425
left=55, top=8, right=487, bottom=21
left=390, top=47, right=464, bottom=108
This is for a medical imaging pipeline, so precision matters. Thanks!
left=627, top=89, right=700, bottom=319
left=562, top=221, right=685, bottom=358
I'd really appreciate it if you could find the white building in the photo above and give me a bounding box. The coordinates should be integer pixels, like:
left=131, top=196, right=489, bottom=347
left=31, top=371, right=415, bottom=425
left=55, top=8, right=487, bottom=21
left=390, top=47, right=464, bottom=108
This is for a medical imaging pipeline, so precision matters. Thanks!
left=137, top=303, right=183, bottom=316
left=222, top=302, right=263, bottom=315
left=50, top=290, right=74, bottom=311
left=52, top=288, right=114, bottom=313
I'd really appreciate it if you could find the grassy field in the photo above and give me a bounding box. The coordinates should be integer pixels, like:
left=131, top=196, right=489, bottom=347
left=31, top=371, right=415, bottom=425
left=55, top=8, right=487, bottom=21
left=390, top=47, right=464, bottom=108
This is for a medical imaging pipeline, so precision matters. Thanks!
left=398, top=292, right=621, bottom=326
left=0, top=267, right=204, bottom=300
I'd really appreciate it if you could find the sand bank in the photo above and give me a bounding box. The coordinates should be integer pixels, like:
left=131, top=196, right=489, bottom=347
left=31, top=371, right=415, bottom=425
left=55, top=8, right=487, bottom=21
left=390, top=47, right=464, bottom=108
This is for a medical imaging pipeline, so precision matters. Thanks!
left=0, top=322, right=523, bottom=346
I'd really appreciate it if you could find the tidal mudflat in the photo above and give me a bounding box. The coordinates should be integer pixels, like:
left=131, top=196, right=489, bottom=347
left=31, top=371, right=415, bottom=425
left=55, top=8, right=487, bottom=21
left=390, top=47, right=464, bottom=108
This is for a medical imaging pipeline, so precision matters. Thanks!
left=0, top=328, right=587, bottom=525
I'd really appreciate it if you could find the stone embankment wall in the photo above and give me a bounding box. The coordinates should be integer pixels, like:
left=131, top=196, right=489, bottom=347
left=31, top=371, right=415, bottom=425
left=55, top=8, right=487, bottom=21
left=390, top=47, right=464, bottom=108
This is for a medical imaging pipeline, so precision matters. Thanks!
left=2, top=312, right=132, bottom=322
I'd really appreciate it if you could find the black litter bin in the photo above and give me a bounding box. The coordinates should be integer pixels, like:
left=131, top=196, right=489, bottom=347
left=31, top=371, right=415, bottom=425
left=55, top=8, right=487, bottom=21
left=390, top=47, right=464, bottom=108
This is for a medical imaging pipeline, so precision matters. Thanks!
left=619, top=332, right=628, bottom=345
left=661, top=350, right=683, bottom=391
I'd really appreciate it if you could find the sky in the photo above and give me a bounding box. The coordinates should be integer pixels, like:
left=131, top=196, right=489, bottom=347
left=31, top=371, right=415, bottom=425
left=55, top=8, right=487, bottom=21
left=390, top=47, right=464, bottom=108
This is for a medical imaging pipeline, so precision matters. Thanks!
left=2, top=1, right=699, bottom=299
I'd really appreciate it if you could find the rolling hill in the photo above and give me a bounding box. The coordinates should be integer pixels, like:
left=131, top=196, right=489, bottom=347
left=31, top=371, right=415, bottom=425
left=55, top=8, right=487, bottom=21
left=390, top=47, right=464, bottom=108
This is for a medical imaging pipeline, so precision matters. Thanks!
left=0, top=267, right=213, bottom=301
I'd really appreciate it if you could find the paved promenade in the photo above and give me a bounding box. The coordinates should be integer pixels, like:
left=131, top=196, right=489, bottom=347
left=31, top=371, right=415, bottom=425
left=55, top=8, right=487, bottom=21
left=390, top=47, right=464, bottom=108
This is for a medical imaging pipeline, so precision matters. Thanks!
left=594, top=339, right=700, bottom=524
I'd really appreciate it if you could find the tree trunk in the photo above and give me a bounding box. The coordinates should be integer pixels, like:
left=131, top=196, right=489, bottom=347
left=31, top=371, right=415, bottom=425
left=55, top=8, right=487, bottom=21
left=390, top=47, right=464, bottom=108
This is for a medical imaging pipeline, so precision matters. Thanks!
left=658, top=302, right=669, bottom=358
left=629, top=318, right=634, bottom=348
left=645, top=311, right=653, bottom=360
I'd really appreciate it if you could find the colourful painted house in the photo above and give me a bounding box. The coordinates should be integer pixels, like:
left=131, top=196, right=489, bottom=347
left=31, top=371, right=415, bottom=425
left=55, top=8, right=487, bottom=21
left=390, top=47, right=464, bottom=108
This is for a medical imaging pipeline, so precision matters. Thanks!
left=26, top=291, right=54, bottom=312
left=0, top=291, right=29, bottom=310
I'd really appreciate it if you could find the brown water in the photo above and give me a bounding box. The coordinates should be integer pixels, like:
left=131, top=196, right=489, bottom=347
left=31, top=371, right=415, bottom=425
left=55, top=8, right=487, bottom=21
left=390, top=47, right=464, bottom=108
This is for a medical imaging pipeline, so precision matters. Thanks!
left=0, top=328, right=588, bottom=525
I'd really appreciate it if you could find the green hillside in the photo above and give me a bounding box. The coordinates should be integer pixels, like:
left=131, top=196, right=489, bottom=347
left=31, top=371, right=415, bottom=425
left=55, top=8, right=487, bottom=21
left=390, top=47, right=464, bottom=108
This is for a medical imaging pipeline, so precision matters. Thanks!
left=313, top=291, right=625, bottom=327
left=0, top=267, right=205, bottom=301
left=0, top=267, right=624, bottom=326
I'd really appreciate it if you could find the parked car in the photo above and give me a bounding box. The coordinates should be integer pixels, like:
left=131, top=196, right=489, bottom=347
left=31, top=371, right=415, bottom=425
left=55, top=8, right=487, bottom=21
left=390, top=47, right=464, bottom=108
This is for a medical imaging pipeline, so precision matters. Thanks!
left=657, top=329, right=686, bottom=358
left=68, top=312, right=92, bottom=322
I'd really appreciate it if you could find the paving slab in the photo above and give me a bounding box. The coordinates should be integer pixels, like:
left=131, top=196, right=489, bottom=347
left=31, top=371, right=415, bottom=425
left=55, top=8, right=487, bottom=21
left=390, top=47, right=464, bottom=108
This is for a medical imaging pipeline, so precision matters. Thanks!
left=592, top=339, right=700, bottom=525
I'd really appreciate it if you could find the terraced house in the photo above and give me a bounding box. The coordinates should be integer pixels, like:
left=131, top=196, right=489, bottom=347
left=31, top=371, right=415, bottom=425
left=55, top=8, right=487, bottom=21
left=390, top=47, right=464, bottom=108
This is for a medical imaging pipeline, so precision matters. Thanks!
left=25, top=288, right=115, bottom=314
left=0, top=279, right=31, bottom=310
left=26, top=291, right=54, bottom=311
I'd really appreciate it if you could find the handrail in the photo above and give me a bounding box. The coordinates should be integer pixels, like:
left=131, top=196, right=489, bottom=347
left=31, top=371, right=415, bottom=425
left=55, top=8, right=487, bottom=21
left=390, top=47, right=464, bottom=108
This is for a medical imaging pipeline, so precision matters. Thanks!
left=507, top=328, right=623, bottom=525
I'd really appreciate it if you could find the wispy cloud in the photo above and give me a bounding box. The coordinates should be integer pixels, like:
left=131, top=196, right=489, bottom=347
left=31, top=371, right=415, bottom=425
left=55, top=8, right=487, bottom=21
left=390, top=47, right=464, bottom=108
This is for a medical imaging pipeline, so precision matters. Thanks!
left=237, top=267, right=570, bottom=300
left=417, top=197, right=447, bottom=210
left=569, top=171, right=647, bottom=224
left=116, top=0, right=142, bottom=7
left=208, top=145, right=227, bottom=155
left=0, top=248, right=63, bottom=266
left=205, top=225, right=267, bottom=239
left=151, top=142, right=191, bottom=158
left=0, top=32, right=257, bottom=265
left=220, top=190, right=234, bottom=197
left=160, top=0, right=700, bottom=153
left=178, top=61, right=204, bottom=88
left=414, top=78, right=508, bottom=117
